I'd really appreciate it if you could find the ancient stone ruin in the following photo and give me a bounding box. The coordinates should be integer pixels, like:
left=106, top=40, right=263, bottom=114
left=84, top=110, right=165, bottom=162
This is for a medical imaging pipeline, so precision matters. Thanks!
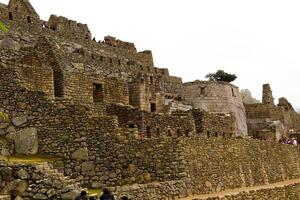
left=0, top=0, right=300, bottom=199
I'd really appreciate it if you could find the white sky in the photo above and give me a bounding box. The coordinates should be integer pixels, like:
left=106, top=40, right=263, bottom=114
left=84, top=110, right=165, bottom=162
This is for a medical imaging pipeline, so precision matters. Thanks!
left=1, top=0, right=299, bottom=109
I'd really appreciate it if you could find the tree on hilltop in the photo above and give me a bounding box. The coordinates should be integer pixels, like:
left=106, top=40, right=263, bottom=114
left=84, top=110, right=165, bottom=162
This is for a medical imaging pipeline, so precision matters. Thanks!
left=205, top=70, right=237, bottom=83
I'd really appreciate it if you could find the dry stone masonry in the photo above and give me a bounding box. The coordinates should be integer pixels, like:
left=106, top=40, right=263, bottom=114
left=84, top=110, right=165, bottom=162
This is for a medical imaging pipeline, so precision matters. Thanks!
left=0, top=0, right=300, bottom=199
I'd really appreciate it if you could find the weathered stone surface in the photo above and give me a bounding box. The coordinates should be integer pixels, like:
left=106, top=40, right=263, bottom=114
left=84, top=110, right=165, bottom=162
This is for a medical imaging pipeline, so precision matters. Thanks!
left=0, top=129, right=5, bottom=136
left=12, top=116, right=27, bottom=127
left=14, top=128, right=38, bottom=155
left=0, top=167, right=13, bottom=180
left=6, top=126, right=16, bottom=134
left=2, top=180, right=28, bottom=195
left=0, top=195, right=11, bottom=200
left=81, top=161, right=94, bottom=172
left=46, top=188, right=56, bottom=198
left=33, top=193, right=47, bottom=199
left=61, top=190, right=80, bottom=200
left=71, top=147, right=88, bottom=161
left=0, top=123, right=9, bottom=129
left=0, top=1, right=299, bottom=199
left=0, top=37, right=20, bottom=50
left=17, top=169, right=30, bottom=180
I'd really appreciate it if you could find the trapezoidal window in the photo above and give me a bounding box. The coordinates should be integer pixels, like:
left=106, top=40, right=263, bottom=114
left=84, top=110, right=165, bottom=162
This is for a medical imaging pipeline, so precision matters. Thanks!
left=27, top=16, right=31, bottom=23
left=150, top=76, right=154, bottom=85
left=207, top=131, right=210, bottom=138
left=231, top=88, right=236, bottom=97
left=9, top=12, right=13, bottom=20
left=177, top=129, right=181, bottom=137
left=200, top=87, right=206, bottom=95
left=93, top=83, right=104, bottom=103
left=156, top=128, right=160, bottom=137
left=185, top=130, right=189, bottom=137
left=168, top=129, right=172, bottom=137
left=53, top=68, right=64, bottom=98
left=146, top=127, right=151, bottom=138
left=150, top=103, right=156, bottom=112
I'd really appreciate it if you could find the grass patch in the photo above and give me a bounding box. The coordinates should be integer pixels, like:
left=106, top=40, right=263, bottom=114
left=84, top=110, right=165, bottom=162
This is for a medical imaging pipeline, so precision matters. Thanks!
left=6, top=154, right=62, bottom=164
left=88, top=188, right=102, bottom=197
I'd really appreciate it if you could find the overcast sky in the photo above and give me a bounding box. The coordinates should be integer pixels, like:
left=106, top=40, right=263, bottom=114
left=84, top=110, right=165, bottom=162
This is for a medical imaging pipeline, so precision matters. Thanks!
left=1, top=0, right=299, bottom=109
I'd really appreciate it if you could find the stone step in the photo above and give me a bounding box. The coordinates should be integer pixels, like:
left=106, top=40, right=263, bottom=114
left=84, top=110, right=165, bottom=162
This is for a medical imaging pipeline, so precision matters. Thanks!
left=0, top=195, right=11, bottom=200
left=34, top=162, right=82, bottom=190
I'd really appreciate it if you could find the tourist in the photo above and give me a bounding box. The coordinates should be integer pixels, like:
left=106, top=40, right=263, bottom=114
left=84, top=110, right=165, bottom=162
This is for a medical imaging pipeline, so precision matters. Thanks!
left=292, top=138, right=298, bottom=146
left=120, top=196, right=129, bottom=200
left=75, top=191, right=88, bottom=200
left=100, top=188, right=115, bottom=200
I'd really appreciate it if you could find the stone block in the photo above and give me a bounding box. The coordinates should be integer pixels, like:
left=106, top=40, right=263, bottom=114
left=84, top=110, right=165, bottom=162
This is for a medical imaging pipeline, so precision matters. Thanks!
left=12, top=116, right=27, bottom=127
left=14, top=127, right=38, bottom=155
left=71, top=147, right=88, bottom=161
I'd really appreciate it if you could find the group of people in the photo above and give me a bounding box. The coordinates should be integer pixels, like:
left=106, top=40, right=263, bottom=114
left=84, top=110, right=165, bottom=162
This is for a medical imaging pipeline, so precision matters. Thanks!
left=75, top=189, right=128, bottom=200
left=280, top=137, right=298, bottom=146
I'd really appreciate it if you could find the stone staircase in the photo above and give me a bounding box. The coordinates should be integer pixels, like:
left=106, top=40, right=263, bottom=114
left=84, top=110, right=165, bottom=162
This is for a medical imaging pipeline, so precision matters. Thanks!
left=35, top=162, right=82, bottom=191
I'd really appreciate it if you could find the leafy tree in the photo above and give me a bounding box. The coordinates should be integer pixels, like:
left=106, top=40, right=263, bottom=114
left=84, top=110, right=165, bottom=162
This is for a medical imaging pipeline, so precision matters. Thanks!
left=205, top=70, right=237, bottom=82
left=0, top=21, right=8, bottom=33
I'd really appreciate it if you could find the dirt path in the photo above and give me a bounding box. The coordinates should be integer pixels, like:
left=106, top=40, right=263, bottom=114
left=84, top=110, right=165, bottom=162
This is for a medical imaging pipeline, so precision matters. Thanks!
left=178, top=178, right=300, bottom=200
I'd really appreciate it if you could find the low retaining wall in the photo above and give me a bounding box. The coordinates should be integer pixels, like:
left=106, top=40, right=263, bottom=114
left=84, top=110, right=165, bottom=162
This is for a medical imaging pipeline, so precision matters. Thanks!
left=197, top=183, right=300, bottom=200
left=112, top=180, right=188, bottom=200
left=185, top=138, right=300, bottom=195
left=0, top=162, right=80, bottom=200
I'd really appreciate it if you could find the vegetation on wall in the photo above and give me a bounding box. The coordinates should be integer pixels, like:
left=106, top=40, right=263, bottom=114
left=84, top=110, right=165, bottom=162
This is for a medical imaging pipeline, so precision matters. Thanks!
left=0, top=112, right=9, bottom=122
left=205, top=70, right=237, bottom=82
left=0, top=21, right=8, bottom=33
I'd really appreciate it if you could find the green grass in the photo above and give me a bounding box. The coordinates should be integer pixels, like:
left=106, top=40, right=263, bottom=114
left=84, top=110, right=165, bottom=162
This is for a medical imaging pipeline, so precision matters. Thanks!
left=88, top=188, right=103, bottom=197
left=6, top=154, right=62, bottom=164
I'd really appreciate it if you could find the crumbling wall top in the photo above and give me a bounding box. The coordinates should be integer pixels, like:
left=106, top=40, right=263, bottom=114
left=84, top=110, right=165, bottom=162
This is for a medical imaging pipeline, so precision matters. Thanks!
left=8, top=0, right=39, bottom=18
left=278, top=97, right=295, bottom=111
left=262, top=84, right=275, bottom=105
left=182, top=80, right=238, bottom=88
left=103, top=36, right=137, bottom=52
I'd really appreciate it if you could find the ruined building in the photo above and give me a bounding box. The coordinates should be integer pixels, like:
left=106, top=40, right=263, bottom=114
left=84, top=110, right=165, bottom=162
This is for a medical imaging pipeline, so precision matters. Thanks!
left=1, top=1, right=300, bottom=199
left=245, top=84, right=300, bottom=140
left=0, top=0, right=245, bottom=137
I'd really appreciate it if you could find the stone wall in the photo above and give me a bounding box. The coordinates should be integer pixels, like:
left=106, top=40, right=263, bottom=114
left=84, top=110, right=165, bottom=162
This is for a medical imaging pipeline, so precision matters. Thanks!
left=0, top=162, right=81, bottom=200
left=200, top=183, right=300, bottom=200
left=185, top=138, right=300, bottom=195
left=112, top=181, right=188, bottom=200
left=47, top=15, right=91, bottom=41
left=245, top=103, right=282, bottom=121
left=180, top=81, right=248, bottom=136
left=0, top=61, right=188, bottom=188
left=245, top=84, right=300, bottom=137
left=0, top=0, right=185, bottom=118
left=2, top=62, right=300, bottom=197
left=106, top=104, right=196, bottom=138
left=128, top=75, right=165, bottom=113
left=192, top=109, right=235, bottom=137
